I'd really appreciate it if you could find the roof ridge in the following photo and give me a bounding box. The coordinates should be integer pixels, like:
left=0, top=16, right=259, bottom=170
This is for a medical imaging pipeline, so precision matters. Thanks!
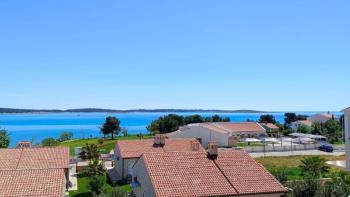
left=14, top=148, right=24, bottom=170
left=212, top=159, right=240, bottom=195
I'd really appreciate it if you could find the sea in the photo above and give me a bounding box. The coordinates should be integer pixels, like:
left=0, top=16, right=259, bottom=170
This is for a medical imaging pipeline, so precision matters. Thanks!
left=0, top=112, right=342, bottom=147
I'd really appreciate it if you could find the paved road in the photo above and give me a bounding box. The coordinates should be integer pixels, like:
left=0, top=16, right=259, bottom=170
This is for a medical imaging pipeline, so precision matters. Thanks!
left=250, top=150, right=345, bottom=158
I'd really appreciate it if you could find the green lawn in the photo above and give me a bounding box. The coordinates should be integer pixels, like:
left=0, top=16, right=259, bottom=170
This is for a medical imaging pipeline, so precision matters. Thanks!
left=69, top=174, right=131, bottom=197
left=256, top=155, right=346, bottom=180
left=236, top=142, right=264, bottom=147
left=60, top=135, right=152, bottom=155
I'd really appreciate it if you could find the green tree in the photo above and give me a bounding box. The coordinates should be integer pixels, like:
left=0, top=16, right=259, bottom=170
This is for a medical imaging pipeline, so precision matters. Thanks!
left=284, top=113, right=297, bottom=125
left=41, top=137, right=59, bottom=146
left=79, top=143, right=100, bottom=162
left=321, top=171, right=350, bottom=197
left=58, top=131, right=73, bottom=142
left=84, top=159, right=106, bottom=176
left=101, top=116, right=121, bottom=140
left=290, top=176, right=320, bottom=197
left=0, top=129, right=10, bottom=148
left=324, top=120, right=342, bottom=143
left=258, top=114, right=276, bottom=124
left=299, top=156, right=330, bottom=178
left=108, top=187, right=128, bottom=197
left=298, top=124, right=311, bottom=134
left=88, top=175, right=105, bottom=195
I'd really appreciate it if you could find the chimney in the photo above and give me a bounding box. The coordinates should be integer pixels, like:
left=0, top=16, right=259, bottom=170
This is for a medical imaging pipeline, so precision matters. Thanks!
left=154, top=134, right=166, bottom=146
left=207, top=141, right=218, bottom=159
left=190, top=140, right=200, bottom=151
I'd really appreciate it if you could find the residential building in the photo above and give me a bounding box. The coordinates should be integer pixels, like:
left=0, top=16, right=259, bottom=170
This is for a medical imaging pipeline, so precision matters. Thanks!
left=112, top=136, right=205, bottom=181
left=289, top=120, right=313, bottom=132
left=132, top=142, right=287, bottom=197
left=307, top=113, right=336, bottom=123
left=260, top=123, right=280, bottom=137
left=342, top=107, right=350, bottom=170
left=167, top=122, right=266, bottom=147
left=0, top=147, right=70, bottom=197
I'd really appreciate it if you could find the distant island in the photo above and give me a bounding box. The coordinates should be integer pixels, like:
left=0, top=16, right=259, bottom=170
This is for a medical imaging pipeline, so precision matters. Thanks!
left=0, top=108, right=266, bottom=114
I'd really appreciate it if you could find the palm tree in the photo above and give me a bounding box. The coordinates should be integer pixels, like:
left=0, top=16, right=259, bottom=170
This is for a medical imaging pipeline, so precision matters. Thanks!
left=299, top=156, right=330, bottom=178
left=101, top=116, right=121, bottom=140
left=79, top=143, right=100, bottom=162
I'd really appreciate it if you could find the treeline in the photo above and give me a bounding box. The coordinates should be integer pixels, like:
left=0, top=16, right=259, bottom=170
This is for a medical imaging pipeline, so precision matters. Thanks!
left=147, top=114, right=230, bottom=134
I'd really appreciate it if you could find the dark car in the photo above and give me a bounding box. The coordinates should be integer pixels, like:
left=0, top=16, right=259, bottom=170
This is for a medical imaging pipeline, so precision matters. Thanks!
left=318, top=144, right=333, bottom=152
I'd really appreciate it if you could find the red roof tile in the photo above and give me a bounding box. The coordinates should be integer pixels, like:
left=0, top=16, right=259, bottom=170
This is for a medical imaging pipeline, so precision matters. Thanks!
left=137, top=150, right=287, bottom=196
left=199, top=122, right=266, bottom=134
left=142, top=152, right=238, bottom=197
left=216, top=149, right=287, bottom=195
left=260, top=123, right=279, bottom=129
left=117, top=138, right=205, bottom=159
left=0, top=147, right=70, bottom=170
left=0, top=169, right=65, bottom=197
left=0, top=147, right=70, bottom=197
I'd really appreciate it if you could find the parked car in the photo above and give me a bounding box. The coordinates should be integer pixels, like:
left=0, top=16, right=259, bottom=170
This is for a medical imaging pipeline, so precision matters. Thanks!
left=318, top=144, right=333, bottom=152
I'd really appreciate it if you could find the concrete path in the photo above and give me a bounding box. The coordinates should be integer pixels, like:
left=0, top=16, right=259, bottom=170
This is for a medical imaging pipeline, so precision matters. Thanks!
left=249, top=150, right=345, bottom=158
left=68, top=164, right=78, bottom=191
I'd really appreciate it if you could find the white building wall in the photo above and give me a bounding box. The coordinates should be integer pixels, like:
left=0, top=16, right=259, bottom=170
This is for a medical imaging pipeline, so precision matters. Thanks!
left=114, top=145, right=137, bottom=179
left=132, top=157, right=157, bottom=197
left=168, top=126, right=230, bottom=147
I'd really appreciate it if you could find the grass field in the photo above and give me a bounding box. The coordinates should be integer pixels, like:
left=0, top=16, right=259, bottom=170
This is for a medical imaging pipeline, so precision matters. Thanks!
left=60, top=135, right=152, bottom=155
left=69, top=174, right=131, bottom=197
left=256, top=155, right=346, bottom=180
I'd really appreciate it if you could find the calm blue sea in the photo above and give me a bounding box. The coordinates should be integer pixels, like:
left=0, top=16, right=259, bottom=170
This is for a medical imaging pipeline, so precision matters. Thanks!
left=0, top=112, right=340, bottom=147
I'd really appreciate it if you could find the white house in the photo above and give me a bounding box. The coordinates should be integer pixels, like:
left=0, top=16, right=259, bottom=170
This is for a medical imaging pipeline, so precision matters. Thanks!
left=111, top=136, right=205, bottom=181
left=342, top=107, right=350, bottom=170
left=131, top=145, right=287, bottom=197
left=289, top=120, right=313, bottom=132
left=167, top=122, right=266, bottom=147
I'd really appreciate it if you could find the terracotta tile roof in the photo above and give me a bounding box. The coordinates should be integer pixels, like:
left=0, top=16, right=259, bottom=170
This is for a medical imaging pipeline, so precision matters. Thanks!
left=137, top=150, right=287, bottom=197
left=0, top=147, right=69, bottom=197
left=0, top=147, right=70, bottom=170
left=260, top=123, right=279, bottom=129
left=142, top=152, right=238, bottom=197
left=0, top=169, right=65, bottom=197
left=117, top=138, right=205, bottom=159
left=200, top=122, right=266, bottom=134
left=298, top=120, right=313, bottom=127
left=215, top=149, right=287, bottom=195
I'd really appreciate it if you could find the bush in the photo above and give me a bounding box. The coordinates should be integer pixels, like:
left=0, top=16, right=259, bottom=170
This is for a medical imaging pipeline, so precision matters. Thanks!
left=41, top=138, right=59, bottom=146
left=88, top=175, right=105, bottom=195
left=58, top=131, right=73, bottom=142
left=0, top=129, right=10, bottom=148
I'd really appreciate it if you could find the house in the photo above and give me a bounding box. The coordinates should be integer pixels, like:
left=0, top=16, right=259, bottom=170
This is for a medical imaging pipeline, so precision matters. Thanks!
left=307, top=113, right=336, bottom=123
left=289, top=120, right=313, bottom=132
left=112, top=136, right=205, bottom=181
left=260, top=123, right=280, bottom=137
left=0, top=147, right=70, bottom=197
left=167, top=122, right=266, bottom=147
left=132, top=142, right=287, bottom=197
left=342, top=107, right=350, bottom=171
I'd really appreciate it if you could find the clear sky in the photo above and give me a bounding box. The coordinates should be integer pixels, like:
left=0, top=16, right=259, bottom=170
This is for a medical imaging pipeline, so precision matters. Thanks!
left=0, top=1, right=349, bottom=111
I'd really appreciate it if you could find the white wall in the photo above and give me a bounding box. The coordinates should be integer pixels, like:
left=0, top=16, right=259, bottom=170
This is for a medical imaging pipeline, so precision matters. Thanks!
left=169, top=126, right=230, bottom=147
left=132, top=157, right=157, bottom=197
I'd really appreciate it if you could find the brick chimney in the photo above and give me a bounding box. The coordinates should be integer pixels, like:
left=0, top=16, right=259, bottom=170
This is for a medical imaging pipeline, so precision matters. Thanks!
left=207, top=141, right=218, bottom=159
left=154, top=134, right=166, bottom=146
left=190, top=140, right=200, bottom=151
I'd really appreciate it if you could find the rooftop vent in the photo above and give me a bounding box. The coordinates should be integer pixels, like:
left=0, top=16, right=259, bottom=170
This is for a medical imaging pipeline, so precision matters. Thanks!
left=17, top=141, right=32, bottom=148
left=207, top=141, right=218, bottom=159
left=154, top=134, right=166, bottom=146
left=190, top=140, right=201, bottom=151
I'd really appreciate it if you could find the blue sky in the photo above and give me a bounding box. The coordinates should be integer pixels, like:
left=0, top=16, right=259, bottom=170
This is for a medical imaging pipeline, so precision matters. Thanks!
left=0, top=1, right=349, bottom=111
